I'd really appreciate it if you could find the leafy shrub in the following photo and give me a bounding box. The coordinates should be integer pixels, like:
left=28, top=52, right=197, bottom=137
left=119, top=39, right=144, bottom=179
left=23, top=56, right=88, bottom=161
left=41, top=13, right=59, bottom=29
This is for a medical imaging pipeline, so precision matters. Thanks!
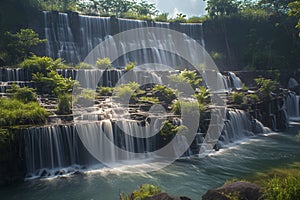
left=194, top=86, right=210, bottom=104
left=8, top=84, right=36, bottom=103
left=96, top=57, right=111, bottom=69
left=115, top=82, right=143, bottom=102
left=19, top=55, right=67, bottom=75
left=254, top=78, right=277, bottom=99
left=187, top=16, right=204, bottom=23
left=154, top=13, right=168, bottom=22
left=231, top=92, right=244, bottom=104
left=0, top=99, right=49, bottom=126
left=153, top=84, right=176, bottom=104
left=210, top=51, right=225, bottom=60
left=241, top=83, right=248, bottom=92
left=121, top=12, right=138, bottom=19
left=172, top=100, right=204, bottom=117
left=160, top=120, right=189, bottom=140
left=74, top=89, right=95, bottom=107
left=246, top=93, right=259, bottom=103
left=137, top=15, right=152, bottom=21
left=125, top=62, right=136, bottom=71
left=169, top=70, right=202, bottom=89
left=98, top=86, right=114, bottom=96
left=138, top=96, right=159, bottom=104
left=264, top=174, right=300, bottom=200
left=120, top=184, right=162, bottom=200
left=75, top=62, right=93, bottom=69
left=33, top=70, right=75, bottom=96
left=57, top=94, right=72, bottom=115
left=115, top=85, right=136, bottom=100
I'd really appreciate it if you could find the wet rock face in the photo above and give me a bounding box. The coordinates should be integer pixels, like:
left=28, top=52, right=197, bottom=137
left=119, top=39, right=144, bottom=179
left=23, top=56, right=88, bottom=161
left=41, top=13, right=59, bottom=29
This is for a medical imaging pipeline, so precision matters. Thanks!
left=202, top=181, right=263, bottom=200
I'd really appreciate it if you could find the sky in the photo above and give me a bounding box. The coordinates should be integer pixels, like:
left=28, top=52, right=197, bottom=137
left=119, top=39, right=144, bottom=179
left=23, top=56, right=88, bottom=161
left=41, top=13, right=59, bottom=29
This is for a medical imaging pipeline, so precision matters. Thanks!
left=146, top=0, right=207, bottom=18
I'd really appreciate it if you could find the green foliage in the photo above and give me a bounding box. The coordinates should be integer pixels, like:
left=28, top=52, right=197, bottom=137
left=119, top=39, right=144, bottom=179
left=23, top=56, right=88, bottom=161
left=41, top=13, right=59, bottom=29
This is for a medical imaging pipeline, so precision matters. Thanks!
left=1, top=29, right=46, bottom=65
left=57, top=94, right=72, bottom=115
left=259, top=0, right=294, bottom=14
left=168, top=70, right=202, bottom=90
left=171, top=13, right=187, bottom=22
left=120, top=184, right=162, bottom=200
left=154, top=13, right=169, bottom=22
left=172, top=100, right=204, bottom=117
left=241, top=83, right=248, bottom=92
left=289, top=1, right=300, bottom=36
left=160, top=120, right=178, bottom=140
left=96, top=57, right=111, bottom=69
left=206, top=0, right=240, bottom=17
left=75, top=62, right=93, bottom=69
left=246, top=93, right=260, bottom=103
left=231, top=92, right=244, bottom=104
left=296, top=131, right=300, bottom=140
left=125, top=62, right=136, bottom=71
left=8, top=84, right=36, bottom=103
left=98, top=86, right=114, bottom=96
left=77, top=0, right=157, bottom=17
left=187, top=16, right=204, bottom=23
left=255, top=78, right=277, bottom=98
left=115, top=82, right=141, bottom=100
left=0, top=128, right=10, bottom=145
left=19, top=55, right=67, bottom=74
left=0, top=98, right=49, bottom=126
left=264, top=174, right=300, bottom=200
left=33, top=70, right=75, bottom=96
left=210, top=51, right=225, bottom=60
left=138, top=96, right=159, bottom=104
left=38, top=0, right=77, bottom=12
left=74, top=89, right=95, bottom=106
left=153, top=85, right=176, bottom=104
left=194, top=86, right=210, bottom=104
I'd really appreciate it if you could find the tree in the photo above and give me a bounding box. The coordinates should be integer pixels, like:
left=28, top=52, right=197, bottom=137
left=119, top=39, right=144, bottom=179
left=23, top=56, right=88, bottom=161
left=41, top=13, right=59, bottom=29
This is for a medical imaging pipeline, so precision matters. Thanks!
left=1, top=29, right=46, bottom=65
left=258, top=0, right=295, bottom=14
left=205, top=0, right=240, bottom=17
left=289, top=0, right=300, bottom=36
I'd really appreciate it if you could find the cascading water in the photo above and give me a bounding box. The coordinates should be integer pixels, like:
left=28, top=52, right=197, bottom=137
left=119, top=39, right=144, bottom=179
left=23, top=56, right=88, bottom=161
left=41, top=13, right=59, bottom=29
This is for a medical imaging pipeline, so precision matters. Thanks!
left=0, top=68, right=31, bottom=82
left=228, top=72, right=243, bottom=89
left=43, top=12, right=204, bottom=68
left=79, top=15, right=111, bottom=59
left=44, top=11, right=80, bottom=63
left=285, top=92, right=300, bottom=119
left=23, top=118, right=168, bottom=178
left=218, top=109, right=269, bottom=146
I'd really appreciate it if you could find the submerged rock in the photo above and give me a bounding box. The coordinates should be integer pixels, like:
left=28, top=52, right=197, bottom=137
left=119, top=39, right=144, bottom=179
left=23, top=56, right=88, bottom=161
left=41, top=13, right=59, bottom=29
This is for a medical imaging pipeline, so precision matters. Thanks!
left=202, top=181, right=263, bottom=200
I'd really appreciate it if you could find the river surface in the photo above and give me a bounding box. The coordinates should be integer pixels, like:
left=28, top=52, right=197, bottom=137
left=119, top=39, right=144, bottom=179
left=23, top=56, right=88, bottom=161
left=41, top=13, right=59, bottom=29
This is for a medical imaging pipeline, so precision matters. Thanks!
left=1, top=122, right=300, bottom=200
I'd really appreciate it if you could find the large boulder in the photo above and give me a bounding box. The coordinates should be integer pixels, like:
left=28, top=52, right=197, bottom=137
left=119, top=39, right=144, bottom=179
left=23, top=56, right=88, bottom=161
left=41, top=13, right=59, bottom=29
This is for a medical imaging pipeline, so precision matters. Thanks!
left=202, top=181, right=263, bottom=200
left=145, top=192, right=191, bottom=200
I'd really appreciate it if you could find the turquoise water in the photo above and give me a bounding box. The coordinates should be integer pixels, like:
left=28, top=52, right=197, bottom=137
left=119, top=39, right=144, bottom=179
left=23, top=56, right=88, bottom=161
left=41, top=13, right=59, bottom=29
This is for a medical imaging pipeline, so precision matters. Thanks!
left=1, top=123, right=300, bottom=200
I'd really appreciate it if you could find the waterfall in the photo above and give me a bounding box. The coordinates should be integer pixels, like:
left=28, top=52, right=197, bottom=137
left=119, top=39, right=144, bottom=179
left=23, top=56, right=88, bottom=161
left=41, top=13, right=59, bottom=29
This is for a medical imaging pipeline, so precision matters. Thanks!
left=218, top=110, right=268, bottom=146
left=79, top=15, right=111, bottom=60
left=44, top=11, right=80, bottom=63
left=23, top=125, right=99, bottom=178
left=23, top=118, right=166, bottom=178
left=228, top=72, right=243, bottom=89
left=0, top=68, right=31, bottom=82
left=285, top=92, right=300, bottom=118
left=43, top=12, right=205, bottom=68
